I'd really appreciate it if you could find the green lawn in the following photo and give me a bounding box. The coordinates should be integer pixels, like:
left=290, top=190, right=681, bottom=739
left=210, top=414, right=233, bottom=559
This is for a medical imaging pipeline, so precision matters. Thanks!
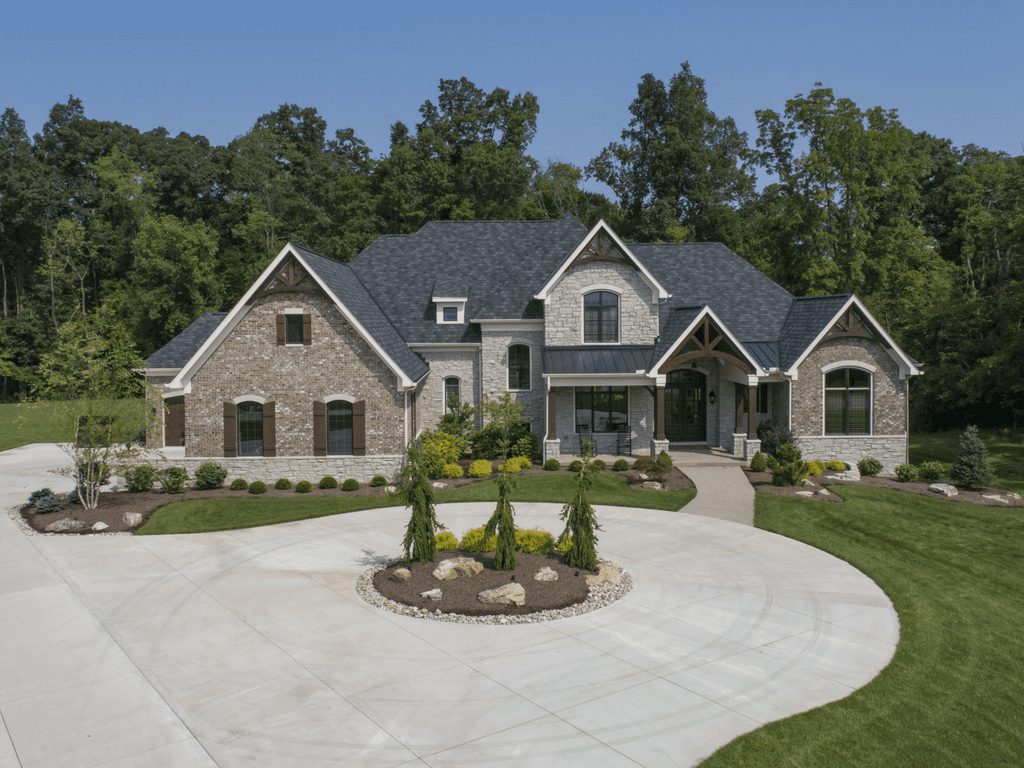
left=0, top=398, right=145, bottom=452
left=700, top=485, right=1024, bottom=768
left=910, top=428, right=1023, bottom=492
left=137, top=471, right=695, bottom=535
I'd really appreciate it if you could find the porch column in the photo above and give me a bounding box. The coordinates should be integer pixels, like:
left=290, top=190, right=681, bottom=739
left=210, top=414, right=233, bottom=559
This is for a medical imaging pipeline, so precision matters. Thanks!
left=735, top=386, right=744, bottom=433
left=655, top=384, right=666, bottom=441
left=543, top=386, right=561, bottom=463
left=747, top=383, right=758, bottom=439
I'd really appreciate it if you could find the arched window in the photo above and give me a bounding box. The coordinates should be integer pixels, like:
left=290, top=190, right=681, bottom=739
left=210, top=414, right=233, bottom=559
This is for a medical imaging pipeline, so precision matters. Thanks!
left=327, top=400, right=354, bottom=455
left=443, top=377, right=461, bottom=413
left=237, top=401, right=264, bottom=456
left=824, top=368, right=872, bottom=435
left=583, top=290, right=619, bottom=343
left=507, top=344, right=531, bottom=390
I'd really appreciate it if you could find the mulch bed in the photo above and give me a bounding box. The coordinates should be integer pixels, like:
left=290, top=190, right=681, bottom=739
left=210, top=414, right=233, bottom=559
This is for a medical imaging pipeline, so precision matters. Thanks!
left=374, top=551, right=590, bottom=616
left=744, top=471, right=843, bottom=502
left=624, top=466, right=694, bottom=491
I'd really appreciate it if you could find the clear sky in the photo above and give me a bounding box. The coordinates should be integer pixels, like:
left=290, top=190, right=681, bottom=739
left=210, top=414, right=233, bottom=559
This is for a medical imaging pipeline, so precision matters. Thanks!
left=2, top=0, right=1021, bottom=185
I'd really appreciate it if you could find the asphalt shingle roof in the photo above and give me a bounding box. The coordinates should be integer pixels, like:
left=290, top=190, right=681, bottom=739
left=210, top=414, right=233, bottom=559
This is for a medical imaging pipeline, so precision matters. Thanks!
left=145, top=312, right=226, bottom=369
left=778, top=295, right=852, bottom=370
left=543, top=346, right=654, bottom=375
left=649, top=306, right=705, bottom=369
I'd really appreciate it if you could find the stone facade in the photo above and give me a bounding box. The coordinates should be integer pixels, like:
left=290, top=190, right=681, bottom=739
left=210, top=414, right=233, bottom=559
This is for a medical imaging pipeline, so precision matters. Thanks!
left=480, top=327, right=545, bottom=435
left=134, top=453, right=404, bottom=485
left=544, top=260, right=659, bottom=346
left=414, top=348, right=480, bottom=433
left=551, top=384, right=651, bottom=456
left=794, top=435, right=907, bottom=476
left=187, top=291, right=405, bottom=457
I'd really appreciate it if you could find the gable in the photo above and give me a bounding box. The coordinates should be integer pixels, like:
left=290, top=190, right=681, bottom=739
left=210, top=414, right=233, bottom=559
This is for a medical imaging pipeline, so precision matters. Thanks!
left=650, top=306, right=764, bottom=376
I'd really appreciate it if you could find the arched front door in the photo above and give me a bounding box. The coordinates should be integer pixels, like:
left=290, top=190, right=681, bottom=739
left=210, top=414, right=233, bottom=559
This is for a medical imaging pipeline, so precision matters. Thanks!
left=665, top=370, right=706, bottom=442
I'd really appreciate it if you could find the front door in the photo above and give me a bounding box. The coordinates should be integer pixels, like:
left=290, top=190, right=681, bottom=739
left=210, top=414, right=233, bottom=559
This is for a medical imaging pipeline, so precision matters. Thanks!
left=165, top=396, right=185, bottom=447
left=665, top=370, right=706, bottom=442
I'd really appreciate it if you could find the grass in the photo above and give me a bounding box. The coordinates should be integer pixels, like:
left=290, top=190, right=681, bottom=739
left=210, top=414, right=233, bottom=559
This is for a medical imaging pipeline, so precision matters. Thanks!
left=700, top=484, right=1024, bottom=768
left=910, top=428, right=1023, bottom=492
left=137, top=470, right=695, bottom=534
left=0, top=398, right=145, bottom=452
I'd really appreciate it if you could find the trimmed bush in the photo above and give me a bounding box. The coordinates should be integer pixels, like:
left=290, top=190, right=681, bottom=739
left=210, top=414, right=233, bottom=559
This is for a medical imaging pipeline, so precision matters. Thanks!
left=434, top=530, right=459, bottom=550
left=633, top=456, right=654, bottom=472
left=370, top=474, right=388, bottom=487
left=441, top=462, right=464, bottom=479
left=515, top=528, right=556, bottom=555
left=917, top=461, right=945, bottom=482
left=895, top=463, right=919, bottom=482
left=28, top=488, right=53, bottom=506
left=124, top=465, right=157, bottom=493
left=543, top=458, right=561, bottom=471
left=158, top=467, right=189, bottom=494
left=591, top=458, right=607, bottom=471
left=807, top=460, right=826, bottom=476
left=769, top=443, right=810, bottom=486
left=556, top=535, right=573, bottom=555
left=229, top=478, right=248, bottom=491
left=318, top=475, right=338, bottom=489
left=459, top=525, right=497, bottom=553
left=568, top=460, right=584, bottom=472
left=468, top=459, right=493, bottom=478
left=193, top=461, right=227, bottom=490
left=826, top=460, right=847, bottom=472
left=950, top=425, right=993, bottom=490
left=612, top=459, right=629, bottom=472
left=498, top=456, right=531, bottom=474
left=421, top=430, right=466, bottom=478
left=248, top=480, right=267, bottom=495
left=341, top=478, right=360, bottom=491
left=858, top=457, right=882, bottom=476
left=295, top=480, right=313, bottom=493
left=749, top=452, right=769, bottom=472
left=274, top=478, right=292, bottom=490
left=757, top=421, right=795, bottom=458
left=655, top=451, right=673, bottom=472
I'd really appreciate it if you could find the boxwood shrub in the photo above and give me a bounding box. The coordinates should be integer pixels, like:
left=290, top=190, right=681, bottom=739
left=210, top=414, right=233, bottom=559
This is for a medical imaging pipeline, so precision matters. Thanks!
left=248, top=480, right=267, bottom=495
left=369, top=474, right=388, bottom=487
left=858, top=457, right=882, bottom=476
left=124, top=465, right=157, bottom=493
left=274, top=478, right=292, bottom=490
left=543, top=458, right=560, bottom=471
left=158, top=467, right=189, bottom=494
left=318, top=475, right=338, bottom=489
left=295, top=480, right=313, bottom=493
left=229, top=478, right=249, bottom=491
left=341, top=478, right=360, bottom=491
left=441, top=462, right=464, bottom=478
left=612, top=459, right=629, bottom=472
left=193, top=461, right=227, bottom=490
left=917, top=461, right=945, bottom=482
left=591, top=459, right=606, bottom=471
left=468, top=459, right=493, bottom=478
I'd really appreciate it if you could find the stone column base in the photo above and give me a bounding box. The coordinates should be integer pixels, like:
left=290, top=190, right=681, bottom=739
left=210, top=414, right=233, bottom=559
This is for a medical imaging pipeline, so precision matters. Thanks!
left=543, top=439, right=561, bottom=463
left=730, top=433, right=747, bottom=458
left=651, top=438, right=670, bottom=456
left=744, top=438, right=762, bottom=463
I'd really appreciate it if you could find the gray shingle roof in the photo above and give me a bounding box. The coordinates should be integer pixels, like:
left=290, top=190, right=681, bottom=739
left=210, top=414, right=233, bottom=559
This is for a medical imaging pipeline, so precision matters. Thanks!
left=145, top=312, right=226, bottom=369
left=649, top=306, right=705, bottom=369
left=778, top=295, right=851, bottom=370
left=543, top=346, right=654, bottom=375
left=745, top=341, right=781, bottom=371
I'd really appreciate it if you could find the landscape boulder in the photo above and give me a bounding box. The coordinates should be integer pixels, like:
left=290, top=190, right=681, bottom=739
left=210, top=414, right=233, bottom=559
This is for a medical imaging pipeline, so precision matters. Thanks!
left=981, top=494, right=1009, bottom=504
left=44, top=517, right=84, bottom=533
left=533, top=566, right=558, bottom=582
left=91, top=521, right=109, bottom=531
left=420, top=588, right=442, bottom=601
left=929, top=483, right=959, bottom=497
left=432, top=557, right=484, bottom=581
left=641, top=481, right=662, bottom=490
left=389, top=567, right=412, bottom=583
left=585, top=561, right=622, bottom=587
left=122, top=511, right=144, bottom=527
left=477, top=582, right=526, bottom=606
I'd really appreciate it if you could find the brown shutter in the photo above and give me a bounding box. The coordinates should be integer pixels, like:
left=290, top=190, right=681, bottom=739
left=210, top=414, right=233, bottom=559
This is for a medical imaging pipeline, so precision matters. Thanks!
left=313, top=400, right=326, bottom=456
left=276, top=314, right=285, bottom=345
left=302, top=313, right=312, bottom=346
left=352, top=400, right=366, bottom=456
left=223, top=402, right=237, bottom=457
left=263, top=401, right=276, bottom=457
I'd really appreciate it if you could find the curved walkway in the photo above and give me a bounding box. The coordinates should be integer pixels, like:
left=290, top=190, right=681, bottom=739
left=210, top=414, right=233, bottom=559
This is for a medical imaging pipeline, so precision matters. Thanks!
left=672, top=449, right=755, bottom=526
left=0, top=445, right=897, bottom=767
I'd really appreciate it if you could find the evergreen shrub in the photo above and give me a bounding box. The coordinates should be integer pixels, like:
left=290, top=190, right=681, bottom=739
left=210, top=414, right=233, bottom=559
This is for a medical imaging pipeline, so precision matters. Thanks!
left=318, top=475, right=338, bottom=489
left=193, top=462, right=227, bottom=490
left=341, top=478, right=360, bottom=491
left=229, top=478, right=248, bottom=491
left=950, top=425, right=993, bottom=489
left=248, top=480, right=267, bottom=495
left=858, top=457, right=882, bottom=476
left=295, top=480, right=313, bottom=493
left=125, top=465, right=157, bottom=492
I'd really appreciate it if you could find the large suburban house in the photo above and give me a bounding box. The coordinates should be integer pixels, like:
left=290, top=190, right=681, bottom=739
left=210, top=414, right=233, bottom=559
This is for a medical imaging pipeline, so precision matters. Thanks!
left=141, top=216, right=920, bottom=481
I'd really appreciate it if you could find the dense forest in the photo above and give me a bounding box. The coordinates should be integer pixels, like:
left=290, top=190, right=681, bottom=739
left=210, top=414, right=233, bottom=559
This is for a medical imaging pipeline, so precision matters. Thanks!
left=0, top=63, right=1020, bottom=428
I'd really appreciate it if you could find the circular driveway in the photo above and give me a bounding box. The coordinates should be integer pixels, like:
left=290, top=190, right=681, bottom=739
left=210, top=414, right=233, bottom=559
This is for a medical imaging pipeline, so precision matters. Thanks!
left=20, top=499, right=898, bottom=767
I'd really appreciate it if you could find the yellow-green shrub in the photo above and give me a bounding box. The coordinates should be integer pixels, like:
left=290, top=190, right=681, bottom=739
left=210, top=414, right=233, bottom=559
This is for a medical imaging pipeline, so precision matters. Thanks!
left=421, top=430, right=466, bottom=478
left=434, top=530, right=459, bottom=550
left=498, top=456, right=531, bottom=473
left=460, top=526, right=497, bottom=552
left=826, top=460, right=847, bottom=472
left=468, top=459, right=493, bottom=478
left=556, top=535, right=573, bottom=555
left=515, top=528, right=555, bottom=555
left=441, top=462, right=464, bottom=479
left=807, top=460, right=826, bottom=476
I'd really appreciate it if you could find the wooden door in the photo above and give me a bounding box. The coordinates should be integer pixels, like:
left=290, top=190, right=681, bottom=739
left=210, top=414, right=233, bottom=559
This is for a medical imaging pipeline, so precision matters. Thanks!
left=165, top=397, right=185, bottom=447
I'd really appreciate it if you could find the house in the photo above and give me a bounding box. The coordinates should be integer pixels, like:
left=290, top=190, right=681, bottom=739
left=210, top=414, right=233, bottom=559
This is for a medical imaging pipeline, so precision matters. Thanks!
left=140, top=216, right=920, bottom=480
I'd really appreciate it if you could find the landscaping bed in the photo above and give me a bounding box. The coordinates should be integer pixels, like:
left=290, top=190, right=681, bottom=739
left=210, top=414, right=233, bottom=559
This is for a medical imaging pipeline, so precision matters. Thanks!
left=744, top=470, right=843, bottom=502
left=855, top=475, right=1023, bottom=507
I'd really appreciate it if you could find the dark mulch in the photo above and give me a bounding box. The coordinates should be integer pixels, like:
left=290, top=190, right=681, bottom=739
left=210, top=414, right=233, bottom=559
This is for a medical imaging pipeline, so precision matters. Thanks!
left=624, top=466, right=695, bottom=491
left=374, top=550, right=591, bottom=616
left=744, top=470, right=843, bottom=502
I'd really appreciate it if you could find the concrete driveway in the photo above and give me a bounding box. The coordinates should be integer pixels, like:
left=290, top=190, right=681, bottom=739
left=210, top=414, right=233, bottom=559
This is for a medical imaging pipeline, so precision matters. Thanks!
left=0, top=445, right=897, bottom=767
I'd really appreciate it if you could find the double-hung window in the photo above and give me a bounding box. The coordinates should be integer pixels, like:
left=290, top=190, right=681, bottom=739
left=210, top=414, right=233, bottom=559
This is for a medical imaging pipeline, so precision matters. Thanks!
left=824, top=368, right=872, bottom=434
left=237, top=402, right=264, bottom=456
left=507, top=344, right=531, bottom=390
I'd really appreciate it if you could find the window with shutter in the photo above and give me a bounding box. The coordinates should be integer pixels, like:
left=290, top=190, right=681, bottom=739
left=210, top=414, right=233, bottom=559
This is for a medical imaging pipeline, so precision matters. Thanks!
left=236, top=402, right=264, bottom=456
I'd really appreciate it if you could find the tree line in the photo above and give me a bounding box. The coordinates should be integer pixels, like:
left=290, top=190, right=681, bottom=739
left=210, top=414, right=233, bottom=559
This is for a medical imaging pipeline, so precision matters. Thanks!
left=0, top=63, right=1020, bottom=428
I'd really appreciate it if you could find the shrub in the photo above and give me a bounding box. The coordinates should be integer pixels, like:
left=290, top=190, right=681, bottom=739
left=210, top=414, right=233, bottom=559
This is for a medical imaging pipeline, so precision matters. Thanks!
left=28, top=488, right=54, bottom=506
left=826, top=460, right=847, bottom=472
left=917, top=461, right=945, bottom=482
left=556, top=535, right=573, bottom=555
left=591, top=458, right=607, bottom=471
left=468, top=459, right=493, bottom=478
left=441, top=462, right=464, bottom=479
left=612, top=459, right=629, bottom=472
left=193, top=461, right=227, bottom=490
left=757, top=421, right=794, bottom=458
left=421, top=430, right=466, bottom=478
left=295, top=480, right=313, bottom=493
left=769, top=443, right=810, bottom=486
left=399, top=439, right=443, bottom=562
left=749, top=452, right=769, bottom=472
left=511, top=432, right=538, bottom=461
left=436, top=400, right=478, bottom=444
left=472, top=395, right=535, bottom=459
left=858, top=457, right=882, bottom=476
left=124, top=465, right=157, bottom=493
left=370, top=474, right=388, bottom=487
left=33, top=492, right=65, bottom=514
left=274, top=478, right=292, bottom=490
left=248, top=480, right=267, bottom=495
left=807, top=460, right=826, bottom=476
left=895, top=463, right=919, bottom=482
left=341, top=478, right=360, bottom=491
left=543, top=458, right=561, bottom=471
left=318, top=475, right=338, bottom=489
left=633, top=456, right=654, bottom=472
left=568, top=460, right=584, bottom=472
left=515, top=528, right=556, bottom=555
left=950, top=425, right=993, bottom=490
left=559, top=455, right=600, bottom=569
left=434, top=530, right=459, bottom=550
left=656, top=451, right=673, bottom=472
left=460, top=525, right=497, bottom=553
left=229, top=478, right=248, bottom=491
left=498, top=456, right=531, bottom=473
left=158, top=467, right=189, bottom=494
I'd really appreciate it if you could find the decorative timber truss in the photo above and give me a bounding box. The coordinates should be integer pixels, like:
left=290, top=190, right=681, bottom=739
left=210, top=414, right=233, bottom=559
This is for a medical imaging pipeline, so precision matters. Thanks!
left=573, top=231, right=633, bottom=269
left=251, top=257, right=317, bottom=301
left=825, top=306, right=882, bottom=343
left=658, top=314, right=755, bottom=374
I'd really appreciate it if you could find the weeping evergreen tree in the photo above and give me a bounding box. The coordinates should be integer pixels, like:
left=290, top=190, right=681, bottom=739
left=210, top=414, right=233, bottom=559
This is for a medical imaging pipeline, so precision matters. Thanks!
left=399, top=439, right=443, bottom=561
left=558, top=451, right=601, bottom=570
left=484, top=468, right=517, bottom=570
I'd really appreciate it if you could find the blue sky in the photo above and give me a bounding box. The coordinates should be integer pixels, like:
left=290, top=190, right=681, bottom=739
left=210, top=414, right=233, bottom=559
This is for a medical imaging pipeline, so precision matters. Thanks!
left=2, top=0, right=1021, bottom=185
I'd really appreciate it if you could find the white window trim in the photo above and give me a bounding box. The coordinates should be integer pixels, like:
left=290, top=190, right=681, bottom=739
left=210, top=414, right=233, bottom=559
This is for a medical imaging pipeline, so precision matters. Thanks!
left=323, top=393, right=357, bottom=404
left=821, top=367, right=873, bottom=436
left=506, top=343, right=532, bottom=392
left=232, top=394, right=267, bottom=405
left=436, top=303, right=465, bottom=324
left=580, top=287, right=622, bottom=345
left=442, top=376, right=461, bottom=413
left=821, top=359, right=876, bottom=374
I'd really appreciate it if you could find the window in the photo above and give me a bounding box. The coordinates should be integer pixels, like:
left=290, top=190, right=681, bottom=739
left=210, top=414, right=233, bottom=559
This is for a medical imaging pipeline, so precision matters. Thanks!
left=444, top=377, right=460, bottom=413
left=285, top=313, right=304, bottom=345
left=437, top=303, right=464, bottom=324
left=237, top=402, right=264, bottom=456
left=758, top=383, right=771, bottom=415
left=326, top=401, right=353, bottom=455
left=442, top=306, right=458, bottom=322
left=824, top=368, right=871, bottom=435
left=507, top=344, right=531, bottom=390
left=575, top=386, right=628, bottom=432
left=583, top=291, right=619, bottom=343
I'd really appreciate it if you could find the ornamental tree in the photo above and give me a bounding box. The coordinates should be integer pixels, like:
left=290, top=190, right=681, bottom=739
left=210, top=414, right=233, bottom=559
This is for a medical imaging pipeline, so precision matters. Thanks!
left=950, top=425, right=993, bottom=490
left=399, top=439, right=444, bottom=561
left=484, top=469, right=517, bottom=570
left=558, top=449, right=601, bottom=570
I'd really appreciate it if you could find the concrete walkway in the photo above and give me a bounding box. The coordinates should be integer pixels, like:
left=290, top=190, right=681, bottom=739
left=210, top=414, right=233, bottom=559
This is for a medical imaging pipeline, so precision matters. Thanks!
left=671, top=448, right=756, bottom=526
left=0, top=445, right=897, bottom=767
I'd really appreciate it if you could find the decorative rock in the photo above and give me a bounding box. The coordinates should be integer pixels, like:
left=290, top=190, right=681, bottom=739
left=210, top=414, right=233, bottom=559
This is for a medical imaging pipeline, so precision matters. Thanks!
left=385, top=485, right=397, bottom=494
left=795, top=491, right=815, bottom=497
left=420, top=588, right=442, bottom=601
left=929, top=483, right=959, bottom=497
left=477, top=582, right=526, bottom=606
left=638, top=473, right=649, bottom=481
left=1007, top=491, right=1021, bottom=500
left=585, top=561, right=621, bottom=587
left=816, top=488, right=831, bottom=496
left=431, top=481, right=447, bottom=490
left=45, top=517, right=84, bottom=533
left=122, top=512, right=144, bottom=527
left=534, top=566, right=558, bottom=582
left=389, top=567, right=412, bottom=583
left=91, top=521, right=109, bottom=531
left=800, top=478, right=817, bottom=487
left=432, top=557, right=484, bottom=581
left=981, top=494, right=1009, bottom=504
left=640, top=481, right=662, bottom=490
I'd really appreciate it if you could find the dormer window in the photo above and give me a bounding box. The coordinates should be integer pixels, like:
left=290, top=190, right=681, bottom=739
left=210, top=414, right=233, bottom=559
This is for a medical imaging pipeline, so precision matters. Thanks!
left=434, top=298, right=466, bottom=324
left=583, top=290, right=619, bottom=343
left=442, top=306, right=458, bottom=322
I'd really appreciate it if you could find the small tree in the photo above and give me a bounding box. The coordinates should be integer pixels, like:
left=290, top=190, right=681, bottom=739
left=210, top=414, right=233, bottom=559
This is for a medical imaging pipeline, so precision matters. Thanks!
left=950, top=425, right=993, bottom=490
left=558, top=447, right=601, bottom=570
left=484, top=468, right=517, bottom=570
left=57, top=399, right=140, bottom=509
left=436, top=398, right=477, bottom=444
left=399, top=439, right=444, bottom=561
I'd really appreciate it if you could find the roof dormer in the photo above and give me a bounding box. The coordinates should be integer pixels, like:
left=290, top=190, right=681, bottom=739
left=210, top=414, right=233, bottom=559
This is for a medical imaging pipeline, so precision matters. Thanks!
left=432, top=276, right=467, bottom=324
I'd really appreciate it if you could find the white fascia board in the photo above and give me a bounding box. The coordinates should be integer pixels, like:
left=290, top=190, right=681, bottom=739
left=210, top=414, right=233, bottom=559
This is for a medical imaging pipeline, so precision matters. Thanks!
left=137, top=367, right=180, bottom=376
left=407, top=342, right=482, bottom=350
left=533, top=219, right=670, bottom=301
left=647, top=306, right=766, bottom=377
left=431, top=296, right=467, bottom=303
left=471, top=319, right=545, bottom=332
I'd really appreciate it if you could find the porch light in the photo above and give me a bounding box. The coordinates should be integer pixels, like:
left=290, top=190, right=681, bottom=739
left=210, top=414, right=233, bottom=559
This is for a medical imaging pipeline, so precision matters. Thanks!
left=708, top=389, right=717, bottom=405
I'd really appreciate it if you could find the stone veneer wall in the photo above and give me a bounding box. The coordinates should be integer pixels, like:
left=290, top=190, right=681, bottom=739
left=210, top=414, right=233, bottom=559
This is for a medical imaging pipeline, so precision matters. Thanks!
left=480, top=327, right=545, bottom=436
left=187, top=291, right=405, bottom=457
left=793, top=435, right=907, bottom=476
left=544, top=260, right=659, bottom=346
left=144, top=374, right=174, bottom=448
left=414, top=348, right=480, bottom=433
left=135, top=454, right=404, bottom=485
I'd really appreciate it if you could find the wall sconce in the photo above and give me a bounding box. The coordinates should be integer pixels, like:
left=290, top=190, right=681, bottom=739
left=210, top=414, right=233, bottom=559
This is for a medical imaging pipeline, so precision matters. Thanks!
left=708, top=389, right=717, bottom=405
